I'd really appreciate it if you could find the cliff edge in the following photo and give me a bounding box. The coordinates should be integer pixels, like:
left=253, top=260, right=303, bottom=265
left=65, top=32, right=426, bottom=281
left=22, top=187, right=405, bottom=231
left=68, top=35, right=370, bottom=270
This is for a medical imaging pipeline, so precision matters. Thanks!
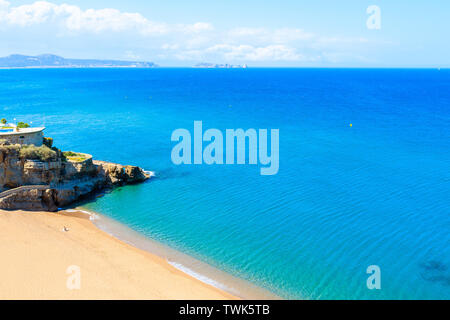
left=0, top=142, right=150, bottom=211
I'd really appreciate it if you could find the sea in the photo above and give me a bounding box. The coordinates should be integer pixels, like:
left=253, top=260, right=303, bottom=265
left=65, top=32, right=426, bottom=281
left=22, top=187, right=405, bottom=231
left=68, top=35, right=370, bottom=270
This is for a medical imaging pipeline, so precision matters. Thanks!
left=0, top=68, right=449, bottom=299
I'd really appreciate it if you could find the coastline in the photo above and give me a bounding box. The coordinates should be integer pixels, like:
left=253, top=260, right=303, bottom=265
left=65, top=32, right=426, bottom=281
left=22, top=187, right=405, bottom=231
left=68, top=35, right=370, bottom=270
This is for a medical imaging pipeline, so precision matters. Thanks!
left=86, top=208, right=280, bottom=300
left=0, top=208, right=237, bottom=299
left=0, top=66, right=157, bottom=70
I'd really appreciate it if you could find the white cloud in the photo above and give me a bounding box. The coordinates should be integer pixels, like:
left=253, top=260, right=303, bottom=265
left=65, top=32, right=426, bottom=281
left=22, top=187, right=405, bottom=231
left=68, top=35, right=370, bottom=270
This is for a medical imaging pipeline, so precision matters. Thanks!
left=0, top=1, right=373, bottom=64
left=228, top=27, right=265, bottom=37
left=182, top=22, right=214, bottom=34
left=313, top=36, right=368, bottom=47
left=0, top=0, right=9, bottom=9
left=0, top=0, right=9, bottom=22
left=228, top=27, right=314, bottom=44
left=61, top=6, right=168, bottom=34
left=272, top=28, right=315, bottom=42
left=6, top=1, right=57, bottom=26
left=161, top=43, right=180, bottom=50
left=206, top=44, right=306, bottom=61
left=172, top=44, right=315, bottom=63
left=124, top=50, right=140, bottom=60
left=0, top=1, right=210, bottom=36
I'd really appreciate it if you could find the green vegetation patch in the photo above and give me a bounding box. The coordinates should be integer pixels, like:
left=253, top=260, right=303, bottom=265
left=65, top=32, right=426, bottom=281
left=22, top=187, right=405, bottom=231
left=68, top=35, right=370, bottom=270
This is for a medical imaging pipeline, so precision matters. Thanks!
left=20, top=145, right=58, bottom=162
left=43, top=137, right=53, bottom=148
left=0, top=144, right=20, bottom=153
left=63, top=151, right=88, bottom=162
left=17, top=122, right=30, bottom=129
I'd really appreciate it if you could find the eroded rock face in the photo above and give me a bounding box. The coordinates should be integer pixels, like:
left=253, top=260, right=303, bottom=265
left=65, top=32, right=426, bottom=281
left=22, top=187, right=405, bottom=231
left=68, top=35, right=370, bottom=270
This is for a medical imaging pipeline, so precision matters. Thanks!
left=0, top=188, right=58, bottom=212
left=0, top=145, right=65, bottom=189
left=0, top=145, right=150, bottom=211
left=94, top=161, right=148, bottom=185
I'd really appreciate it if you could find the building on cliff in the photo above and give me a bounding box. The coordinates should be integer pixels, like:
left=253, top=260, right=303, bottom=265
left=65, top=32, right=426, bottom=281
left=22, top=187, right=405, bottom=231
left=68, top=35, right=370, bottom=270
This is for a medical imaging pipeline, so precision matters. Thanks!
left=0, top=127, right=151, bottom=211
left=0, top=127, right=45, bottom=146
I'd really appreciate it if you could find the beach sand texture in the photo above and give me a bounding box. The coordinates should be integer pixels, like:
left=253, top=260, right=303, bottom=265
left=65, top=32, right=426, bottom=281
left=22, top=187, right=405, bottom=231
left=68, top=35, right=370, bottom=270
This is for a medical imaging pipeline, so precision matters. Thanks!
left=0, top=209, right=236, bottom=300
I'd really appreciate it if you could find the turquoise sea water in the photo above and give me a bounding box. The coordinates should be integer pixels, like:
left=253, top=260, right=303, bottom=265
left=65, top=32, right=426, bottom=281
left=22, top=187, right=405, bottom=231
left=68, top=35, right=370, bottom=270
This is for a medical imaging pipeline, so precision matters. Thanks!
left=0, top=68, right=449, bottom=299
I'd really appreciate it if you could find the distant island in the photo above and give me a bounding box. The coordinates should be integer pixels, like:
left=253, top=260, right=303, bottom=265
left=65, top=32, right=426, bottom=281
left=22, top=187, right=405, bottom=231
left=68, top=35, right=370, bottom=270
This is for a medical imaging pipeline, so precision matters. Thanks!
left=193, top=63, right=248, bottom=69
left=0, top=54, right=158, bottom=68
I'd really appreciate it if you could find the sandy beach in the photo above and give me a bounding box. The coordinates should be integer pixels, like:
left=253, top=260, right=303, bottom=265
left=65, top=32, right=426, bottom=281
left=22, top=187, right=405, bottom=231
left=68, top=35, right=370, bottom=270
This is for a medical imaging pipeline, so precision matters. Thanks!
left=0, top=209, right=237, bottom=300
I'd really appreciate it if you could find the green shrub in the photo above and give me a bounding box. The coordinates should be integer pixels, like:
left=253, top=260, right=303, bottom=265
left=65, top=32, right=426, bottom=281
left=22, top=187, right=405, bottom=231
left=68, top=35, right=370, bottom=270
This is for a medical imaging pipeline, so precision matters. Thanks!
left=63, top=151, right=78, bottom=157
left=19, top=145, right=58, bottom=162
left=0, top=144, right=20, bottom=151
left=43, top=137, right=53, bottom=148
left=63, top=151, right=87, bottom=162
left=0, top=118, right=6, bottom=125
left=17, top=122, right=30, bottom=129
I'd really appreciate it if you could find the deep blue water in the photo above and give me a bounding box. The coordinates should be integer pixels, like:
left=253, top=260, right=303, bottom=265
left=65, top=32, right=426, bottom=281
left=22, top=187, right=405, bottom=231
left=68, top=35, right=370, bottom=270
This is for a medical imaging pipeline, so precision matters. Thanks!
left=0, top=68, right=449, bottom=299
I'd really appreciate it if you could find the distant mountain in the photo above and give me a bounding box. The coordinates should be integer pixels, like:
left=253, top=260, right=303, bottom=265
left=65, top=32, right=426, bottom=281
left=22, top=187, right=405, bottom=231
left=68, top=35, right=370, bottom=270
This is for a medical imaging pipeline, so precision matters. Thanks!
left=0, top=54, right=158, bottom=68
left=193, top=62, right=248, bottom=69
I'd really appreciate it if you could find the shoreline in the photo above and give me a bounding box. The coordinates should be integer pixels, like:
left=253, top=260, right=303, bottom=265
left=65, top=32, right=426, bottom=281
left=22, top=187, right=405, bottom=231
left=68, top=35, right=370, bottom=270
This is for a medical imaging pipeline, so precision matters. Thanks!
left=0, top=208, right=238, bottom=299
left=84, top=208, right=279, bottom=300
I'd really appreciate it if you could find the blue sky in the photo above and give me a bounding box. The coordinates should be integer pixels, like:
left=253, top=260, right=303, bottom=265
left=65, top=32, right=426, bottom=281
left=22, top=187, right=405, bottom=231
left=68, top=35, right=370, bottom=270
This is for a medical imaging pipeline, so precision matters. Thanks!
left=0, top=0, right=448, bottom=67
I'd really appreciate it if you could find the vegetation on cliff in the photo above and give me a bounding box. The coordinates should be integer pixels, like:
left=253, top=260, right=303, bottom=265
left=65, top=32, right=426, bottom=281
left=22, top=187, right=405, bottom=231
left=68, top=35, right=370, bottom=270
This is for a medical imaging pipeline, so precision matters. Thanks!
left=0, top=137, right=150, bottom=211
left=63, top=151, right=88, bottom=162
left=16, top=122, right=31, bottom=129
left=0, top=138, right=62, bottom=162
left=43, top=137, right=53, bottom=148
left=19, top=145, right=58, bottom=162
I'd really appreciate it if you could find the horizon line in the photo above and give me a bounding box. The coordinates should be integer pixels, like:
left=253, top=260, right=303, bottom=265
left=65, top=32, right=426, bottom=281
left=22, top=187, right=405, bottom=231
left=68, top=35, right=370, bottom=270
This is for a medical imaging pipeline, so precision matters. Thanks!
left=0, top=66, right=448, bottom=70
left=0, top=54, right=448, bottom=69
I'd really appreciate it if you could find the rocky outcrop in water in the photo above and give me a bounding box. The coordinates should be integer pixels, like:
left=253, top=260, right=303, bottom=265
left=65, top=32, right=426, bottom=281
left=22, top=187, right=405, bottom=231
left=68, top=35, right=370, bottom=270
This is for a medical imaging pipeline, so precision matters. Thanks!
left=0, top=143, right=150, bottom=211
left=93, top=160, right=148, bottom=185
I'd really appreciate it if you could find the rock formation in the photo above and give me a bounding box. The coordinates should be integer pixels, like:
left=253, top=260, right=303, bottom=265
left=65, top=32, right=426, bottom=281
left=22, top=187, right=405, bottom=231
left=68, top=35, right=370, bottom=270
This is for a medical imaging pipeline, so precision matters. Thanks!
left=0, top=143, right=150, bottom=211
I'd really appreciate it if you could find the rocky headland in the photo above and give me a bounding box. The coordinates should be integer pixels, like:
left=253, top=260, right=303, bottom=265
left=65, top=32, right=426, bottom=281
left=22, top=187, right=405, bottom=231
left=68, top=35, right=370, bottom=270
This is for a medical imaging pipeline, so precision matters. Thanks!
left=0, top=140, right=150, bottom=211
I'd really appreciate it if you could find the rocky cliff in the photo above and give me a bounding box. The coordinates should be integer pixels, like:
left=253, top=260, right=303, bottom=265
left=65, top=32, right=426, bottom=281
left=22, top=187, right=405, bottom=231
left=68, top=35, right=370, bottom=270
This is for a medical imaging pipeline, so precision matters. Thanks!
left=0, top=143, right=150, bottom=211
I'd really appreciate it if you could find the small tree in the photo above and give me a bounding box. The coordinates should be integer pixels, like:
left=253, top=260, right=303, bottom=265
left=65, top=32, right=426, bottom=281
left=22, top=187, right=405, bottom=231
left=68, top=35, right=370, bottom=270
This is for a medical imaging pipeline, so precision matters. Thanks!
left=19, top=145, right=58, bottom=162
left=0, top=118, right=6, bottom=125
left=17, top=122, right=30, bottom=128
left=43, top=137, right=53, bottom=148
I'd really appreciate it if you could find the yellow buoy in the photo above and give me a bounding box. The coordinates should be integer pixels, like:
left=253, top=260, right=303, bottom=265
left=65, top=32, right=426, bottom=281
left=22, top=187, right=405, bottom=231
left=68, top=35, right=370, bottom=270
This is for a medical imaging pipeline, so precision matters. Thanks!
left=349, top=123, right=353, bottom=127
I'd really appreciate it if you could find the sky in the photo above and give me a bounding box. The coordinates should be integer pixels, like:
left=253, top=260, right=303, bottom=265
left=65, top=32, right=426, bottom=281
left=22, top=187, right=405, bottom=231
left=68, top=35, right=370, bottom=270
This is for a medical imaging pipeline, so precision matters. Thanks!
left=0, top=0, right=449, bottom=67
